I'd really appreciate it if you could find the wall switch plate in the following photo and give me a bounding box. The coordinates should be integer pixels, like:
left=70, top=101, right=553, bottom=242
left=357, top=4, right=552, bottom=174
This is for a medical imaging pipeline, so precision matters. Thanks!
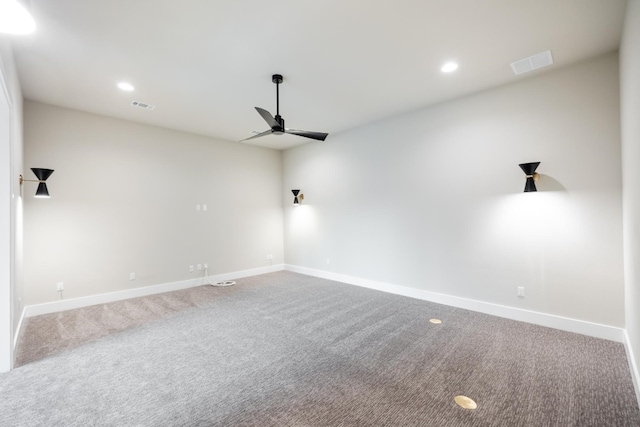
left=56, top=282, right=64, bottom=291
left=196, top=204, right=201, bottom=211
left=129, top=273, right=135, bottom=281
left=203, top=204, right=207, bottom=211
left=197, top=264, right=202, bottom=271
left=517, top=286, right=525, bottom=297
left=189, top=265, right=194, bottom=272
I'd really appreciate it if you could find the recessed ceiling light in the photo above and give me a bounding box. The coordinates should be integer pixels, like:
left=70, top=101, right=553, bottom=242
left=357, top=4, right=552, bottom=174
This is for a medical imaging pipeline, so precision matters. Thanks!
left=117, top=82, right=135, bottom=91
left=0, top=0, right=36, bottom=34
left=441, top=62, right=458, bottom=73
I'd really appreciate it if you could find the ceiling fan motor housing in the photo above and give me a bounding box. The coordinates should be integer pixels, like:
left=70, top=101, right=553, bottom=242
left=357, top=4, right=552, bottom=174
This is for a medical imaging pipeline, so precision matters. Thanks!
left=273, top=115, right=285, bottom=134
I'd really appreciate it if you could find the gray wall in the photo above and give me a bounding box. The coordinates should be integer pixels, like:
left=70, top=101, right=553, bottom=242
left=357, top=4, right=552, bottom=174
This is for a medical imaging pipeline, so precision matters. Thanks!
left=622, top=0, right=640, bottom=390
left=283, top=52, right=624, bottom=327
left=23, top=101, right=284, bottom=305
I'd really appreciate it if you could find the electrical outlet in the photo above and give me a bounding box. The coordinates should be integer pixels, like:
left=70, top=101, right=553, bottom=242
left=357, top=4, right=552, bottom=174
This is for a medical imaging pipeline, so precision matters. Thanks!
left=326, top=258, right=331, bottom=265
left=204, top=263, right=208, bottom=269
left=196, top=204, right=201, bottom=211
left=189, top=265, right=194, bottom=272
left=517, top=286, right=525, bottom=297
left=197, top=264, right=202, bottom=271
left=56, top=282, right=64, bottom=291
left=266, top=254, right=274, bottom=260
left=129, top=273, right=136, bottom=281
left=203, top=204, right=207, bottom=211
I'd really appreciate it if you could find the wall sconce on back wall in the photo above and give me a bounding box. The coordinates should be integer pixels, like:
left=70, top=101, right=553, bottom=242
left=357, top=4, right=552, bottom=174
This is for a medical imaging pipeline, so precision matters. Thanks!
left=518, top=162, right=540, bottom=192
left=19, top=168, right=54, bottom=198
left=292, top=189, right=304, bottom=205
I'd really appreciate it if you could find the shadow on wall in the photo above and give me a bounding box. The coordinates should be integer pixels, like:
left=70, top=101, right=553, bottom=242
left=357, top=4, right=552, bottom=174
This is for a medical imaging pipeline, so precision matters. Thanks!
left=538, top=174, right=567, bottom=192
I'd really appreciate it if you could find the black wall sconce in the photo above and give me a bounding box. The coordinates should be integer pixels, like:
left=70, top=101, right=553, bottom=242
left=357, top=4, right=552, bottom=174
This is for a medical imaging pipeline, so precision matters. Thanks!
left=19, top=168, right=54, bottom=198
left=518, top=162, right=540, bottom=192
left=292, top=189, right=304, bottom=205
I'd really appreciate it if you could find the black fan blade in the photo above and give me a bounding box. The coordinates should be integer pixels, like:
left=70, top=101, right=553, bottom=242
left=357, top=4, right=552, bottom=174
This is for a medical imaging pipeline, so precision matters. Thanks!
left=240, top=129, right=273, bottom=142
left=255, top=107, right=279, bottom=128
left=285, top=129, right=328, bottom=141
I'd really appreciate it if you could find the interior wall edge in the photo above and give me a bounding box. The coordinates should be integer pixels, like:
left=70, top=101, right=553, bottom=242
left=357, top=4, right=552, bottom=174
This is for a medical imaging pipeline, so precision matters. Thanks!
left=24, top=264, right=285, bottom=317
left=284, top=264, right=625, bottom=343
left=621, top=0, right=640, bottom=411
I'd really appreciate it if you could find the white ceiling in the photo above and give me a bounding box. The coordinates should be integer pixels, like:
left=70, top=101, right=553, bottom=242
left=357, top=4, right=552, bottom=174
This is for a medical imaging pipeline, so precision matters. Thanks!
left=11, top=0, right=627, bottom=150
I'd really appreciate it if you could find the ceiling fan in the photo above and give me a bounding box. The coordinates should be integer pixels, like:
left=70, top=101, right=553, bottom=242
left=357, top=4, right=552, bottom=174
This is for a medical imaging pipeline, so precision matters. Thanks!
left=241, top=74, right=328, bottom=142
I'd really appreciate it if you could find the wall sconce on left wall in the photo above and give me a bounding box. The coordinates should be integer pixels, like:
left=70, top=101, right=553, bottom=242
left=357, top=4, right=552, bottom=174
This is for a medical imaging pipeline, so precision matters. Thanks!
left=292, top=189, right=304, bottom=205
left=19, top=168, right=54, bottom=198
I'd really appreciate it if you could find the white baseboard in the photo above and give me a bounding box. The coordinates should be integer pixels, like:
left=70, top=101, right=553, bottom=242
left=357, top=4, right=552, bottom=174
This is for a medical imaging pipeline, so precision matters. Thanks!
left=10, top=306, right=27, bottom=370
left=13, top=306, right=26, bottom=350
left=22, top=262, right=626, bottom=343
left=624, top=330, right=640, bottom=406
left=24, top=264, right=285, bottom=317
left=285, top=264, right=625, bottom=343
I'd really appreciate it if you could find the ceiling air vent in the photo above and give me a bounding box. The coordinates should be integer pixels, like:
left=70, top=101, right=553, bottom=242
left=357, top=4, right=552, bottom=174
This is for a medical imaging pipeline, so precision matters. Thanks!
left=510, top=50, right=554, bottom=75
left=131, top=101, right=155, bottom=110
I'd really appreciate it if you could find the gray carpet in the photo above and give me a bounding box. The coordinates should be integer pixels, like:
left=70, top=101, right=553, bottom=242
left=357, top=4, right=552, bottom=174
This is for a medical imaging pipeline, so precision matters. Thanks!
left=15, top=284, right=226, bottom=367
left=2, top=271, right=639, bottom=426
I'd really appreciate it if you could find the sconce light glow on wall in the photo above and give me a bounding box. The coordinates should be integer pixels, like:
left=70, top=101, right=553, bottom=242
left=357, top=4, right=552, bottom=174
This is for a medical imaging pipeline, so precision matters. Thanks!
left=518, top=162, right=540, bottom=192
left=19, top=168, right=54, bottom=198
left=0, top=0, right=36, bottom=34
left=292, top=189, right=304, bottom=205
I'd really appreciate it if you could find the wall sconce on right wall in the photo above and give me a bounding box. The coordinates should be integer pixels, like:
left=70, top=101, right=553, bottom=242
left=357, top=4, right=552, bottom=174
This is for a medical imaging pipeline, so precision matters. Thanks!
left=291, top=189, right=304, bottom=205
left=518, top=162, right=540, bottom=192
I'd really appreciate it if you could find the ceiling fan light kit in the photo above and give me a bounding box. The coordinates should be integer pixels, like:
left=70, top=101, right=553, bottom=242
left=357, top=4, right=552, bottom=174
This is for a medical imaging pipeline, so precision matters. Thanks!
left=241, top=74, right=328, bottom=143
